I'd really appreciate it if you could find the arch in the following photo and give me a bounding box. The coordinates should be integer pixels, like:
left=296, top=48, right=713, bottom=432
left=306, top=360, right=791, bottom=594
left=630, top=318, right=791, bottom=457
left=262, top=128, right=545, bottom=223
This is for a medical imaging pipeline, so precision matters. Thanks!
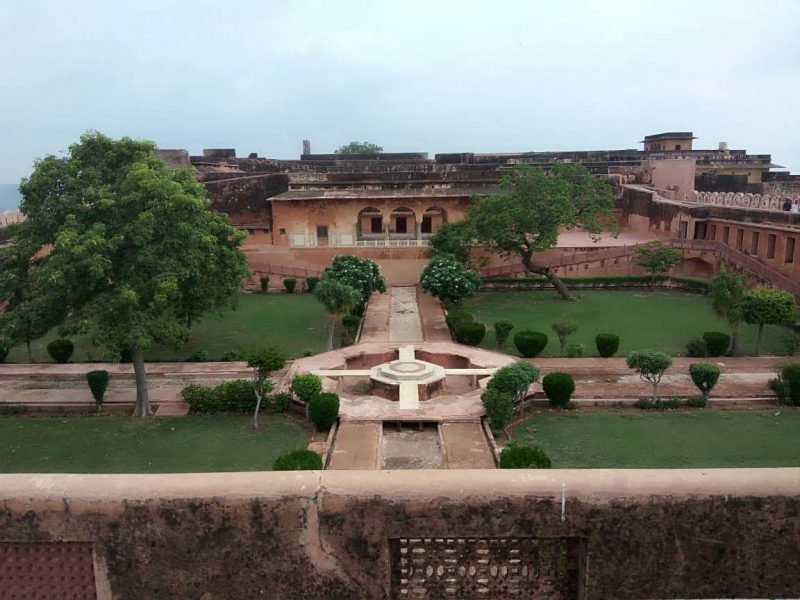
left=357, top=206, right=384, bottom=239
left=673, top=257, right=715, bottom=279
left=389, top=206, right=416, bottom=237
left=421, top=206, right=448, bottom=236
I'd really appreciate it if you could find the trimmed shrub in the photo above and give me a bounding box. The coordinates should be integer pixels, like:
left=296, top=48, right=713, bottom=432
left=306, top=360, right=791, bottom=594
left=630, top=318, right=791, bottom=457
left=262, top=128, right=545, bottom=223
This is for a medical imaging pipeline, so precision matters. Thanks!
left=305, top=276, right=320, bottom=293
left=595, top=333, right=620, bottom=358
left=493, top=320, right=514, bottom=349
left=260, top=275, right=269, bottom=292
left=445, top=310, right=473, bottom=335
left=290, top=373, right=323, bottom=403
left=778, top=364, right=800, bottom=406
left=308, top=392, right=340, bottom=431
left=283, top=278, right=297, bottom=293
left=513, top=331, right=548, bottom=358
left=687, top=396, right=708, bottom=408
left=499, top=442, right=552, bottom=469
left=270, top=392, right=293, bottom=413
left=565, top=343, right=584, bottom=358
left=551, top=318, right=578, bottom=355
left=273, top=449, right=323, bottom=471
left=220, top=350, right=243, bottom=362
left=182, top=379, right=265, bottom=414
left=0, top=342, right=7, bottom=363
left=688, top=363, right=721, bottom=401
left=703, top=331, right=731, bottom=357
left=542, top=372, right=575, bottom=407
left=188, top=349, right=210, bottom=362
left=685, top=337, right=708, bottom=358
left=481, top=387, right=513, bottom=434
left=455, top=321, right=486, bottom=346
left=635, top=397, right=681, bottom=410
left=302, top=349, right=313, bottom=357
left=86, top=370, right=109, bottom=410
left=0, top=403, right=26, bottom=416
left=46, top=338, right=74, bottom=363
left=486, top=363, right=540, bottom=404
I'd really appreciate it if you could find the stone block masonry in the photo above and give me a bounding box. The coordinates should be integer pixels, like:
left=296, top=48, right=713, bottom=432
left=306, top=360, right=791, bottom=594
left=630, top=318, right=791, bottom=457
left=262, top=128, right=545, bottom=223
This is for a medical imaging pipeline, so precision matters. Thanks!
left=0, top=469, right=798, bottom=599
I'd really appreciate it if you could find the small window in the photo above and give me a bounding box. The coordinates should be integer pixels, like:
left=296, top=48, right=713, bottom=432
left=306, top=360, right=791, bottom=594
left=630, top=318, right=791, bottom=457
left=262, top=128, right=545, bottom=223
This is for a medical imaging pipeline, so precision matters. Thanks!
left=736, top=229, right=744, bottom=251
left=279, top=228, right=286, bottom=235
left=421, top=216, right=432, bottom=234
left=750, top=231, right=759, bottom=255
left=722, top=226, right=730, bottom=244
left=370, top=217, right=382, bottom=234
left=767, top=234, right=776, bottom=259
left=786, top=237, right=796, bottom=263
left=675, top=144, right=681, bottom=151
left=708, top=224, right=716, bottom=240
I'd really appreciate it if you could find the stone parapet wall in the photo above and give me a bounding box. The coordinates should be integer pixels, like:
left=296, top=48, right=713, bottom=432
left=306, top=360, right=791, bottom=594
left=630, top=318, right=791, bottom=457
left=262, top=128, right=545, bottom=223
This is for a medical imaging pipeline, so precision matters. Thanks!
left=0, top=469, right=798, bottom=599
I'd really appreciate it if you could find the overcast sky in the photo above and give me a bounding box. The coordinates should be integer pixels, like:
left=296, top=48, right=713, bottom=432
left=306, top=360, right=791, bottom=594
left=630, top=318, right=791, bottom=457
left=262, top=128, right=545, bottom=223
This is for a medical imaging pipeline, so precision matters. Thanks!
left=1, top=0, right=798, bottom=183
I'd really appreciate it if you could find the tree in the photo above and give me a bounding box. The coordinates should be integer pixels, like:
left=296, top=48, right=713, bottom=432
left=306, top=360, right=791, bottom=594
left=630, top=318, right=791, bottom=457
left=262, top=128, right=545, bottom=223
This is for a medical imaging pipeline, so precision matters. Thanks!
left=632, top=241, right=683, bottom=287
left=419, top=254, right=481, bottom=309
left=334, top=141, right=383, bottom=155
left=246, top=344, right=286, bottom=429
left=626, top=348, right=673, bottom=401
left=486, top=362, right=540, bottom=405
left=465, top=164, right=616, bottom=300
left=688, top=363, right=721, bottom=403
left=709, top=271, right=748, bottom=356
left=741, top=286, right=796, bottom=355
left=313, top=278, right=361, bottom=350
left=428, top=220, right=477, bottom=266
left=550, top=318, right=578, bottom=356
left=322, top=254, right=386, bottom=306
left=3, top=132, right=249, bottom=416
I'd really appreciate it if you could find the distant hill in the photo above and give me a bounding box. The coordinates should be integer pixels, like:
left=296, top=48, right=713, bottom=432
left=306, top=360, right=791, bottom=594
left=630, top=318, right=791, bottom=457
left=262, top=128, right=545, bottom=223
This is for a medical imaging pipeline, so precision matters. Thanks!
left=0, top=184, right=21, bottom=210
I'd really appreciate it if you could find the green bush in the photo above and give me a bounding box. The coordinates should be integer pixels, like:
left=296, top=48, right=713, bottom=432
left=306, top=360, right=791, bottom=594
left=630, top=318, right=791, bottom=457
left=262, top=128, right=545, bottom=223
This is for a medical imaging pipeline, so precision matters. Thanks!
left=290, top=373, right=323, bottom=403
left=686, top=396, right=708, bottom=408
left=272, top=449, right=323, bottom=471
left=270, top=392, right=293, bottom=413
left=0, top=342, right=8, bottom=363
left=635, top=397, right=681, bottom=410
left=86, top=370, right=109, bottom=410
left=305, top=276, right=320, bottom=293
left=182, top=380, right=268, bottom=414
left=493, top=320, right=514, bottom=349
left=308, top=392, right=340, bottom=431
left=685, top=337, right=708, bottom=358
left=445, top=310, right=473, bottom=335
left=260, top=275, right=269, bottom=293
left=220, top=350, right=243, bottom=362
left=781, top=331, right=800, bottom=356
left=542, top=372, right=575, bottom=407
left=565, top=343, right=584, bottom=358
left=513, top=331, right=548, bottom=358
left=480, top=275, right=710, bottom=291
left=486, top=363, right=540, bottom=403
left=499, top=442, right=552, bottom=469
left=0, top=403, right=26, bottom=416
left=455, top=321, right=486, bottom=346
left=703, top=331, right=731, bottom=357
left=481, top=387, right=513, bottom=434
left=341, top=314, right=361, bottom=345
left=595, top=333, right=620, bottom=358
left=283, top=278, right=297, bottom=293
left=688, top=363, right=721, bottom=401
left=188, top=349, right=210, bottom=362
left=302, top=349, right=313, bottom=357
left=776, top=364, right=800, bottom=406
left=46, top=338, right=74, bottom=363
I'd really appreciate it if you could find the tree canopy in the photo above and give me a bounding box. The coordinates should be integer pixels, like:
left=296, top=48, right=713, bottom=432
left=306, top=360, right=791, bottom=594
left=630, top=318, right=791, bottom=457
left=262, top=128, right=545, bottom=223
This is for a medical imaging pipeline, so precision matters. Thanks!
left=334, top=141, right=383, bottom=155
left=709, top=270, right=748, bottom=356
left=419, top=254, right=481, bottom=309
left=626, top=348, right=673, bottom=401
left=632, top=241, right=683, bottom=285
left=322, top=254, right=386, bottom=305
left=313, top=277, right=361, bottom=350
left=741, top=285, right=796, bottom=355
left=432, top=164, right=616, bottom=299
left=1, top=132, right=249, bottom=415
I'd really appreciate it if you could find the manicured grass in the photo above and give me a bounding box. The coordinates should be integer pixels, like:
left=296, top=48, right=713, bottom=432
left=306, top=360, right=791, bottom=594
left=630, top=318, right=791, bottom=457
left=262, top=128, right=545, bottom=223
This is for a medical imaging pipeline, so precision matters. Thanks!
left=5, top=293, right=330, bottom=362
left=463, top=290, right=788, bottom=356
left=511, top=409, right=800, bottom=468
left=0, top=415, right=311, bottom=473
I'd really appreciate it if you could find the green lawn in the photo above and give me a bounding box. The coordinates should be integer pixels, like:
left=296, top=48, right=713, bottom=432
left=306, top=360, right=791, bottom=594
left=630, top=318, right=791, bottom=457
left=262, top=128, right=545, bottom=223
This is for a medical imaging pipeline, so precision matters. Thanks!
left=511, top=410, right=800, bottom=468
left=0, top=415, right=311, bottom=473
left=463, top=290, right=788, bottom=356
left=6, top=293, right=331, bottom=363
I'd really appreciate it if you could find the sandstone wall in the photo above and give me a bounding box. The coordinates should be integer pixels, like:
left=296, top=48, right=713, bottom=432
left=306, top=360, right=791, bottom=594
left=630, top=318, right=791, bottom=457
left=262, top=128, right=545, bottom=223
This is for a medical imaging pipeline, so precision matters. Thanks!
left=0, top=470, right=798, bottom=599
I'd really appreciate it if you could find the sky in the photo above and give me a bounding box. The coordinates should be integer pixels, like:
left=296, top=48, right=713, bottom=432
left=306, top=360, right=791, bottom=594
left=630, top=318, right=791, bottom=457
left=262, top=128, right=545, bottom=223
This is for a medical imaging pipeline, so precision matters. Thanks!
left=1, top=0, right=799, bottom=186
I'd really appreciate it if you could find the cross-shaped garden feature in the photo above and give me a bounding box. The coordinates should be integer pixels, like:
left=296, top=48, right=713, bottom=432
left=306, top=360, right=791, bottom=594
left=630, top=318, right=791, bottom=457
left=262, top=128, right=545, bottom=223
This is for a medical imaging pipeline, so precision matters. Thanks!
left=311, top=345, right=498, bottom=409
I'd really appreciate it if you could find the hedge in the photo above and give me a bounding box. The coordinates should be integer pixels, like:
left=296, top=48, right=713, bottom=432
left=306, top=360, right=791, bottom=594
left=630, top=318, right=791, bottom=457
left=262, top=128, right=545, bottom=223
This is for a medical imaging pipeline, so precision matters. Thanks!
left=283, top=278, right=297, bottom=293
left=595, top=333, right=620, bottom=358
left=702, top=331, right=731, bottom=357
left=499, top=442, right=552, bottom=469
left=513, top=331, right=548, bottom=358
left=542, top=372, right=575, bottom=407
left=308, top=392, right=340, bottom=431
left=455, top=321, right=486, bottom=346
left=480, top=275, right=709, bottom=292
left=273, top=449, right=323, bottom=471
left=182, top=380, right=270, bottom=414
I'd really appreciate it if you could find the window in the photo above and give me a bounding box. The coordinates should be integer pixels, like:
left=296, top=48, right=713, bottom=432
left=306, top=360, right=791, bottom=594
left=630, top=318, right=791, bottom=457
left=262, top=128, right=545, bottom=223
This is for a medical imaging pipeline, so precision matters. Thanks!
left=395, top=216, right=407, bottom=234
left=786, top=237, right=796, bottom=264
left=679, top=221, right=688, bottom=239
left=767, top=234, right=776, bottom=259
left=421, top=216, right=432, bottom=234
left=750, top=231, right=759, bottom=255
left=370, top=217, right=382, bottom=234
left=736, top=229, right=744, bottom=251
left=279, top=228, right=286, bottom=235
left=708, top=224, right=716, bottom=240
left=675, top=144, right=681, bottom=151
left=316, top=225, right=328, bottom=238
left=722, top=226, right=730, bottom=244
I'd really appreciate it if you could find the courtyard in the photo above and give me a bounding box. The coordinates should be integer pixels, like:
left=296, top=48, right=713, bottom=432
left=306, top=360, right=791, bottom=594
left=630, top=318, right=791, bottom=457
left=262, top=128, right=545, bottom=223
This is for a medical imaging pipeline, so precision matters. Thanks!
left=463, top=289, right=790, bottom=356
left=511, top=409, right=800, bottom=468
left=0, top=415, right=310, bottom=473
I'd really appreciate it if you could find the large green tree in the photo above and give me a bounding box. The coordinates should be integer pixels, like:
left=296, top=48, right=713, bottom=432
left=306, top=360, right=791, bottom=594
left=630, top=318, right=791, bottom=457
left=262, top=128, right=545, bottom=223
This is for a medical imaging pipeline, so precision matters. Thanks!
left=419, top=254, right=480, bottom=309
left=313, top=278, right=361, bottom=350
left=334, top=141, right=383, bottom=155
left=709, top=270, right=748, bottom=356
left=632, top=241, right=683, bottom=287
left=459, top=164, right=616, bottom=300
left=3, top=132, right=249, bottom=415
left=322, top=254, right=386, bottom=306
left=741, top=285, right=796, bottom=355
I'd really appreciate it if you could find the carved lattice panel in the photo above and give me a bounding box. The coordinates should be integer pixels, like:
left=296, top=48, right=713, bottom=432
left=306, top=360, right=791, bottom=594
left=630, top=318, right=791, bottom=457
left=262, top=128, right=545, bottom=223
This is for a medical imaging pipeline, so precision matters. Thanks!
left=390, top=537, right=579, bottom=599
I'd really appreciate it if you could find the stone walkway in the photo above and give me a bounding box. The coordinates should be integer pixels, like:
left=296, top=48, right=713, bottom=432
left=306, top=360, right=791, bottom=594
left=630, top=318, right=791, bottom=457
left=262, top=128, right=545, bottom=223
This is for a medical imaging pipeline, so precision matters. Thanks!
left=388, top=286, right=423, bottom=342
left=440, top=422, right=496, bottom=469
left=327, top=422, right=381, bottom=470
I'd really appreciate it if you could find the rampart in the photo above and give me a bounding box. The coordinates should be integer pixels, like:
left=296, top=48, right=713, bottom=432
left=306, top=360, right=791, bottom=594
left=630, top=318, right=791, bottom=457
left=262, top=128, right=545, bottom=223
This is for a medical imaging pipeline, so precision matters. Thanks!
left=0, top=469, right=798, bottom=599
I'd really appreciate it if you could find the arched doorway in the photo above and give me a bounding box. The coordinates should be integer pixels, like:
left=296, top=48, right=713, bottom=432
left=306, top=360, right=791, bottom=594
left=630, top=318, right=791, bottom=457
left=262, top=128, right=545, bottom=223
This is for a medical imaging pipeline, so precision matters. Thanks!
left=389, top=207, right=416, bottom=238
left=357, top=207, right=384, bottom=240
left=421, top=206, right=447, bottom=236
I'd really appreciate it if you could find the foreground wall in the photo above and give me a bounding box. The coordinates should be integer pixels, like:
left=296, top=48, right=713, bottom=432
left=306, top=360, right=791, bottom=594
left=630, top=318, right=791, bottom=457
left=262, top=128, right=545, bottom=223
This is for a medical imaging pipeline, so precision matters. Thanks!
left=1, top=470, right=798, bottom=599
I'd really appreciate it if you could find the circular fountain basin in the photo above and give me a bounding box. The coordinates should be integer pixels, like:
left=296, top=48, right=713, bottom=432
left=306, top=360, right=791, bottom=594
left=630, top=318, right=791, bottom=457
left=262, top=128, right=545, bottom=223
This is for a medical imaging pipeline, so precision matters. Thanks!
left=369, top=359, right=446, bottom=401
